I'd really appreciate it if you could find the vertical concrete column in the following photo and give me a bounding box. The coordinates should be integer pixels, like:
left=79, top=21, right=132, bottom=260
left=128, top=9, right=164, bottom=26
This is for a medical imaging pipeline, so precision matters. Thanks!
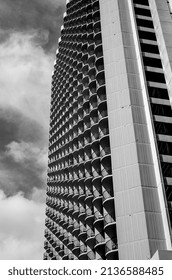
left=99, top=0, right=167, bottom=259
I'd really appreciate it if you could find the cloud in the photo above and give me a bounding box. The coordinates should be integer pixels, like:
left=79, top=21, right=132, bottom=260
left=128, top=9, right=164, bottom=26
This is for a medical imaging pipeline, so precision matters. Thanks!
left=0, top=190, right=45, bottom=259
left=0, top=164, right=24, bottom=196
left=0, top=3, right=64, bottom=197
left=0, top=0, right=66, bottom=52
left=0, top=31, right=51, bottom=197
left=30, top=187, right=46, bottom=203
left=6, top=141, right=47, bottom=171
left=0, top=140, right=48, bottom=197
left=0, top=31, right=52, bottom=131
left=0, top=109, right=47, bottom=150
left=6, top=140, right=48, bottom=179
left=0, top=0, right=66, bottom=259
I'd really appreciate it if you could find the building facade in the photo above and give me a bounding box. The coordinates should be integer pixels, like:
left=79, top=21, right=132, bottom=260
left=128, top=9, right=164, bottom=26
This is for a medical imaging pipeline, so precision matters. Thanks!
left=44, top=0, right=172, bottom=260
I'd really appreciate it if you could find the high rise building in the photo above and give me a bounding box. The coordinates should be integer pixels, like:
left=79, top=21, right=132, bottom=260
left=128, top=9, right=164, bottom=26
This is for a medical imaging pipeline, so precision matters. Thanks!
left=44, top=0, right=172, bottom=260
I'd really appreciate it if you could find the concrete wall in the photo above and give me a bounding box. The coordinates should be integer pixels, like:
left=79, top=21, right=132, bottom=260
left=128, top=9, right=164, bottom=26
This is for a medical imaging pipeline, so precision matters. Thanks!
left=99, top=0, right=167, bottom=259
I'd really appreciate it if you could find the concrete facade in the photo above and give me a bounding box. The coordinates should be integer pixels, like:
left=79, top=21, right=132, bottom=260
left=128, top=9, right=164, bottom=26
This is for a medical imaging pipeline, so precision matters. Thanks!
left=44, top=0, right=172, bottom=260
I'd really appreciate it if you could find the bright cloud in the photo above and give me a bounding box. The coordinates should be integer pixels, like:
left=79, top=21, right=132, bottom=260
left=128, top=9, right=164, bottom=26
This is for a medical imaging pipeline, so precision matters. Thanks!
left=0, top=190, right=45, bottom=260
left=6, top=141, right=47, bottom=172
left=0, top=31, right=52, bottom=131
left=0, top=140, right=48, bottom=197
left=6, top=139, right=48, bottom=182
left=30, top=187, right=46, bottom=203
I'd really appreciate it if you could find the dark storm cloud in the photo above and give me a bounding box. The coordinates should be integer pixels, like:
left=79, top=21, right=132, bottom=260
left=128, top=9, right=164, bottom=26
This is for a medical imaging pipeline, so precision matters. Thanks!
left=0, top=108, right=48, bottom=197
left=0, top=0, right=66, bottom=52
left=0, top=108, right=47, bottom=150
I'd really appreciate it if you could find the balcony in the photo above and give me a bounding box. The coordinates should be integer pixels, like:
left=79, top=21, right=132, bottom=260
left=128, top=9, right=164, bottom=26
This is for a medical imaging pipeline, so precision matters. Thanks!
left=86, top=229, right=95, bottom=248
left=84, top=144, right=92, bottom=161
left=100, top=135, right=110, bottom=157
left=157, top=134, right=172, bottom=143
left=101, top=154, right=112, bottom=177
left=88, top=44, right=95, bottom=56
left=85, top=207, right=94, bottom=222
left=165, top=186, right=172, bottom=203
left=105, top=239, right=118, bottom=260
left=72, top=226, right=80, bottom=237
left=87, top=250, right=95, bottom=260
left=88, top=52, right=96, bottom=66
left=88, top=67, right=96, bottom=82
left=99, top=117, right=109, bottom=138
left=93, top=176, right=102, bottom=198
left=89, top=80, right=97, bottom=94
left=91, top=124, right=99, bottom=141
left=79, top=252, right=88, bottom=260
left=90, top=92, right=98, bottom=108
left=83, top=99, right=90, bottom=116
left=43, top=252, right=48, bottom=260
left=72, top=239, right=80, bottom=257
left=98, top=100, right=107, bottom=120
left=62, top=255, right=69, bottom=260
left=168, top=201, right=172, bottom=211
left=94, top=211, right=104, bottom=229
left=87, top=31, right=94, bottom=45
left=55, top=242, right=60, bottom=252
left=78, top=163, right=85, bottom=180
left=82, top=76, right=89, bottom=89
left=85, top=161, right=93, bottom=179
left=78, top=208, right=86, bottom=223
left=95, top=44, right=103, bottom=60
left=67, top=241, right=74, bottom=251
left=78, top=226, right=87, bottom=243
left=92, top=157, right=101, bottom=178
left=83, top=88, right=89, bottom=103
left=78, top=135, right=84, bottom=150
left=82, top=53, right=88, bottom=65
left=72, top=204, right=79, bottom=219
left=102, top=176, right=114, bottom=202
left=58, top=248, right=64, bottom=258
left=84, top=115, right=91, bottom=130
left=93, top=10, right=101, bottom=23
left=44, top=241, right=49, bottom=250
left=90, top=109, right=98, bottom=126
left=78, top=147, right=85, bottom=163
left=160, top=155, right=172, bottom=164
left=73, top=184, right=79, bottom=201
left=84, top=130, right=91, bottom=146
left=95, top=233, right=105, bottom=256
left=63, top=237, right=68, bottom=246
left=104, top=212, right=116, bottom=236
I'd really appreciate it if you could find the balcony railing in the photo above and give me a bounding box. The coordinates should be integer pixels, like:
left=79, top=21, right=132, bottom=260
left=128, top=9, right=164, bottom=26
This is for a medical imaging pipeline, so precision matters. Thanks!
left=105, top=239, right=118, bottom=253
left=95, top=233, right=105, bottom=245
left=104, top=213, right=115, bottom=226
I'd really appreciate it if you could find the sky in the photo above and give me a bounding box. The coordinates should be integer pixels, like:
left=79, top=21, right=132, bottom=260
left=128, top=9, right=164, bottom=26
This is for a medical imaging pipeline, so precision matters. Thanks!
left=0, top=0, right=66, bottom=259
